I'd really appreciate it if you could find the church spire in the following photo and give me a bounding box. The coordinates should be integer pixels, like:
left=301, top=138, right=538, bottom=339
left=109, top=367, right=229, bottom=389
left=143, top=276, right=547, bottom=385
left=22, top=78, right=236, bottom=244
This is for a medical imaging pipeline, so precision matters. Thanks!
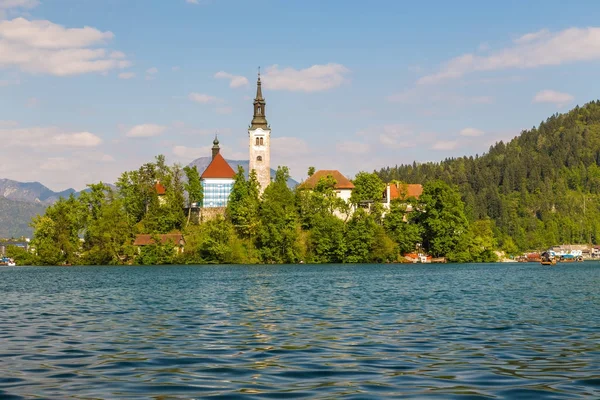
left=211, top=134, right=220, bottom=160
left=250, top=68, right=268, bottom=129
left=255, top=67, right=264, bottom=101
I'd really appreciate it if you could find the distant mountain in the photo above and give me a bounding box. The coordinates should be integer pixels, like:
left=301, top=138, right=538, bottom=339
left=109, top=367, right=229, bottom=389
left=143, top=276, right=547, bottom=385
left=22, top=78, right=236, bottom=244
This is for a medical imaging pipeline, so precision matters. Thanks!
left=0, top=197, right=46, bottom=238
left=188, top=157, right=299, bottom=188
left=0, top=179, right=77, bottom=205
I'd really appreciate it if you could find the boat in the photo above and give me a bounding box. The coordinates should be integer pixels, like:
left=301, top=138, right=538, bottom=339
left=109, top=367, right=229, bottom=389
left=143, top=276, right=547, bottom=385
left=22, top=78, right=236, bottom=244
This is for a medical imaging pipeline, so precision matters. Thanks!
left=540, top=252, right=556, bottom=266
left=0, top=257, right=16, bottom=267
left=559, top=254, right=577, bottom=263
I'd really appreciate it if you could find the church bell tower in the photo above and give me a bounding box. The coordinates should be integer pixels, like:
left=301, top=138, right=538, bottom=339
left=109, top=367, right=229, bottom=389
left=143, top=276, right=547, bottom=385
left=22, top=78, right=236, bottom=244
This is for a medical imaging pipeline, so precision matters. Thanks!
left=248, top=69, right=271, bottom=192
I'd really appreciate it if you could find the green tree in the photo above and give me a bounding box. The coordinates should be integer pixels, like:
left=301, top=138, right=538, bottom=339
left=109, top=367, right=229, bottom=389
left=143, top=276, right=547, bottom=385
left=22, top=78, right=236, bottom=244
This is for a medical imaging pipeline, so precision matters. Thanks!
left=227, top=166, right=261, bottom=238
left=383, top=200, right=422, bottom=254
left=307, top=214, right=346, bottom=263
left=416, top=180, right=470, bottom=257
left=257, top=166, right=299, bottom=263
left=30, top=195, right=85, bottom=265
left=345, top=208, right=377, bottom=263
left=350, top=172, right=386, bottom=205
left=183, top=165, right=203, bottom=225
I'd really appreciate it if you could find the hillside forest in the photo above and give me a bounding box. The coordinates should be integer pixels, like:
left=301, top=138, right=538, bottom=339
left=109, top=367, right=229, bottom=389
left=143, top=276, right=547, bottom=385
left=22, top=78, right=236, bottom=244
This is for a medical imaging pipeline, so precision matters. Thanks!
left=378, top=100, right=600, bottom=253
left=8, top=101, right=600, bottom=265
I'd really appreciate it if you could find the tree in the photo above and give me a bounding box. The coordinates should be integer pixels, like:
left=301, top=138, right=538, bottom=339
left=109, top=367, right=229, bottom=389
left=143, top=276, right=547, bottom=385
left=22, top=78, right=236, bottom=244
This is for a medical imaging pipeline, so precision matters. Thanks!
left=227, top=166, right=260, bottom=238
left=307, top=214, right=346, bottom=263
left=184, top=165, right=203, bottom=225
left=256, top=166, right=299, bottom=263
left=345, top=208, right=377, bottom=263
left=30, top=195, right=85, bottom=265
left=350, top=172, right=385, bottom=205
left=384, top=200, right=422, bottom=254
left=416, top=180, right=470, bottom=257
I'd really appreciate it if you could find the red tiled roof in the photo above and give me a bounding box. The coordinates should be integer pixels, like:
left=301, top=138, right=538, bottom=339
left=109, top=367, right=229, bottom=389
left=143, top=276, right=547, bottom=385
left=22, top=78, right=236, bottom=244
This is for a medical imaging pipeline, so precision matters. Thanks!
left=155, top=181, right=166, bottom=195
left=133, top=233, right=184, bottom=246
left=201, top=153, right=236, bottom=179
left=299, top=170, right=355, bottom=190
left=389, top=183, right=423, bottom=200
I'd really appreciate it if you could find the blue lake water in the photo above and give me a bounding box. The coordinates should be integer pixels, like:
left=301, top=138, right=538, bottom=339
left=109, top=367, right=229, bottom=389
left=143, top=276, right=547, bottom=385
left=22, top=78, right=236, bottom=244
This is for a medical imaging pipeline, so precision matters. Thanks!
left=0, top=263, right=599, bottom=399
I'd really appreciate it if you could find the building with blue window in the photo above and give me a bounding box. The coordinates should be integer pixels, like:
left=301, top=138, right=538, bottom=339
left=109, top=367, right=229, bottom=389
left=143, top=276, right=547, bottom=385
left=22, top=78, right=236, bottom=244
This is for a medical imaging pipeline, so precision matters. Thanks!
left=200, top=137, right=236, bottom=208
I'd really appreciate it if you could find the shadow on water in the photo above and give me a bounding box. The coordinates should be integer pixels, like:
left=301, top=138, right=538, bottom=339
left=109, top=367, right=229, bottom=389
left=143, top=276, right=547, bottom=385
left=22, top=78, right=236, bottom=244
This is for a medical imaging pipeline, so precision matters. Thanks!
left=0, top=262, right=599, bottom=398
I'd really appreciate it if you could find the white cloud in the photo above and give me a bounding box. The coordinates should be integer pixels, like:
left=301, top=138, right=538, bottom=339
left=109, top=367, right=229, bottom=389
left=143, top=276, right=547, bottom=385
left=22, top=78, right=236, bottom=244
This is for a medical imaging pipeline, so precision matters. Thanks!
left=172, top=66, right=180, bottom=72
left=186, top=0, right=199, bottom=4
left=0, top=0, right=39, bottom=10
left=40, top=157, right=75, bottom=171
left=357, top=124, right=416, bottom=149
left=188, top=92, right=220, bottom=104
left=431, top=140, right=458, bottom=151
left=0, top=127, right=102, bottom=147
left=418, top=27, right=600, bottom=84
left=460, top=127, right=485, bottom=137
left=0, top=0, right=38, bottom=18
left=118, top=72, right=135, bottom=79
left=145, top=67, right=158, bottom=80
left=262, top=63, right=349, bottom=92
left=126, top=124, right=166, bottom=138
left=0, top=17, right=130, bottom=76
left=214, top=71, right=248, bottom=88
left=336, top=140, right=370, bottom=154
left=0, top=119, right=18, bottom=127
left=0, top=17, right=113, bottom=49
left=271, top=137, right=309, bottom=156
left=172, top=145, right=210, bottom=160
left=533, top=89, right=574, bottom=106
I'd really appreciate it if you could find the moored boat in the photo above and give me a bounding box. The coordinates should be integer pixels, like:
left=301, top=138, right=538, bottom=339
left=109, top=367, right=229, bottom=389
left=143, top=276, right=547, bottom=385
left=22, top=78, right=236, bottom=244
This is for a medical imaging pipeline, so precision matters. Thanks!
left=540, top=251, right=556, bottom=266
left=0, top=257, right=16, bottom=267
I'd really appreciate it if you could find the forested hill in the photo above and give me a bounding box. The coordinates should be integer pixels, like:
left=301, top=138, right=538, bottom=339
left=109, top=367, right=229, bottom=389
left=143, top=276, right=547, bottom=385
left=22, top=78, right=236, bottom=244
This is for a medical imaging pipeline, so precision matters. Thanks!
left=377, top=100, right=600, bottom=252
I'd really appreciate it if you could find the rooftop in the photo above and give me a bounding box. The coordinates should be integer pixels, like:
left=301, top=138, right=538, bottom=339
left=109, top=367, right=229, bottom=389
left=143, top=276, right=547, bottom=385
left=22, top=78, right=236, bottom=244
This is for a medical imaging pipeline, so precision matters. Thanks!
left=133, top=233, right=184, bottom=246
left=299, top=170, right=355, bottom=190
left=389, top=183, right=423, bottom=200
left=201, top=153, right=236, bottom=179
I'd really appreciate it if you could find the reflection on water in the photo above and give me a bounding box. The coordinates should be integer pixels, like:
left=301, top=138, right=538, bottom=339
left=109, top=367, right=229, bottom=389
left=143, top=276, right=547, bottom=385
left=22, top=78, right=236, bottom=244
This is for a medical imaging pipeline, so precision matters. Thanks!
left=1, top=263, right=599, bottom=398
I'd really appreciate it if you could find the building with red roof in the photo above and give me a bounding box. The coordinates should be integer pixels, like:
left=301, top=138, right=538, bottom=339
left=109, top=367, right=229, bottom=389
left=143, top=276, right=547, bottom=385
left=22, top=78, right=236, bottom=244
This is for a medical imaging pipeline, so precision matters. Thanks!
left=201, top=137, right=236, bottom=208
left=383, top=182, right=423, bottom=211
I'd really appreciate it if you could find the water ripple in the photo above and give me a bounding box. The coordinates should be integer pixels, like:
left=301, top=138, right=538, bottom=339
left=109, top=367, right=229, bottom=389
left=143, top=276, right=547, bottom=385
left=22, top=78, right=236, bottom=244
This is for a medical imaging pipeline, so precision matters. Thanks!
left=0, top=263, right=599, bottom=398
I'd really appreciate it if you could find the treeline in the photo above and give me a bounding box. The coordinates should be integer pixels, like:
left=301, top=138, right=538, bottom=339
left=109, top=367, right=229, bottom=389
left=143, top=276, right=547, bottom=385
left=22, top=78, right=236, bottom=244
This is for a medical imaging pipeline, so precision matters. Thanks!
left=8, top=156, right=497, bottom=265
left=378, top=101, right=600, bottom=252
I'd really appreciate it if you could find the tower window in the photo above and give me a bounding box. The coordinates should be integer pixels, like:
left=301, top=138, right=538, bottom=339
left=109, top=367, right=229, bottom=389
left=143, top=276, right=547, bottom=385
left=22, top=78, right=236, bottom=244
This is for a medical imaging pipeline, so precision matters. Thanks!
left=257, top=156, right=262, bottom=162
left=260, top=137, right=264, bottom=145
left=256, top=137, right=260, bottom=146
left=257, top=106, right=261, bottom=115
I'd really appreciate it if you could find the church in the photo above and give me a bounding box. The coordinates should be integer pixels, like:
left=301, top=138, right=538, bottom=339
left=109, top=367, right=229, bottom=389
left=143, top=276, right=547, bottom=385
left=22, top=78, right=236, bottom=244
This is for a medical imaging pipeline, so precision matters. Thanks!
left=200, top=72, right=271, bottom=208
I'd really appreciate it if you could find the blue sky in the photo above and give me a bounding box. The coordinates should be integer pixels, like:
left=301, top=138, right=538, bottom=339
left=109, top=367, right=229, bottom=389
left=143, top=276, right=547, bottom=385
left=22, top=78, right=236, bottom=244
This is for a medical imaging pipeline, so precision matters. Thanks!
left=1, top=0, right=600, bottom=190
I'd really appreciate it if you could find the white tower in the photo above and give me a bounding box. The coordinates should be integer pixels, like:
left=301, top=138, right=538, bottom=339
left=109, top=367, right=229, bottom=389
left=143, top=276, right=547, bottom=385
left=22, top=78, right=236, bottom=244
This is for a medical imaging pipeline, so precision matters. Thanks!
left=248, top=70, right=271, bottom=192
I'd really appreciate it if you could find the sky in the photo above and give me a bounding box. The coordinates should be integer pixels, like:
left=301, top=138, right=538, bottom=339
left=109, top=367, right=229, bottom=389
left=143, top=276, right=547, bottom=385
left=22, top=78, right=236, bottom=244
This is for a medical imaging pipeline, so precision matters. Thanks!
left=1, top=0, right=600, bottom=190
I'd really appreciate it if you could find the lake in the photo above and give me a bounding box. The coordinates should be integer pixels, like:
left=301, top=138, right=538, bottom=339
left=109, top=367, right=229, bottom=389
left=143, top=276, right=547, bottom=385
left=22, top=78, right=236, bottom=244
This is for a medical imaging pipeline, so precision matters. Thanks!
left=1, top=263, right=599, bottom=399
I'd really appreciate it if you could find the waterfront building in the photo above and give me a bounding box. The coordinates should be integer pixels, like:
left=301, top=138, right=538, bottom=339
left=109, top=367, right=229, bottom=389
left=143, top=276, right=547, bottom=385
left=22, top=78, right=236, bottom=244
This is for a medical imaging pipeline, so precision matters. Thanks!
left=299, top=170, right=355, bottom=202
left=201, top=137, right=236, bottom=208
left=298, top=170, right=355, bottom=219
left=248, top=71, right=271, bottom=193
